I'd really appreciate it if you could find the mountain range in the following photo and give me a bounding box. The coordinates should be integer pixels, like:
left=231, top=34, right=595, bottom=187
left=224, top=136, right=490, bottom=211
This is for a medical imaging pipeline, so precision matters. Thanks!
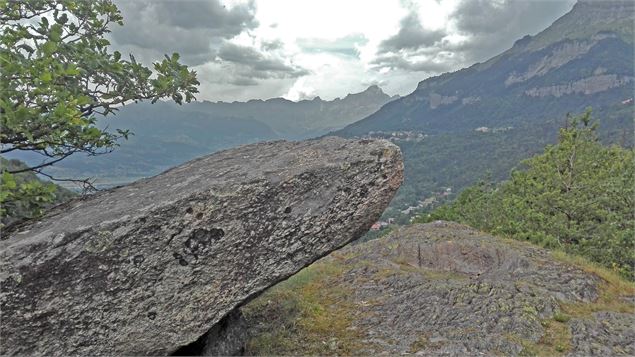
left=335, top=0, right=634, bottom=214
left=11, top=86, right=396, bottom=186
left=9, top=0, right=634, bottom=211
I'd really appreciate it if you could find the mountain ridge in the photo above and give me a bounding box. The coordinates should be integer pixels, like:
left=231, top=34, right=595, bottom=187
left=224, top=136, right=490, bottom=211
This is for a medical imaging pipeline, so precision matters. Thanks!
left=9, top=85, right=398, bottom=187
left=203, top=85, right=397, bottom=105
left=185, top=84, right=398, bottom=139
left=333, top=0, right=634, bottom=214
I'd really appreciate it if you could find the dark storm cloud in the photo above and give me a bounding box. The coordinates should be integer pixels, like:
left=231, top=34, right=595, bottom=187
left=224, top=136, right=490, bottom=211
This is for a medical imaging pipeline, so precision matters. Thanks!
left=228, top=77, right=260, bottom=86
left=217, top=42, right=307, bottom=76
left=110, top=0, right=258, bottom=65
left=216, top=42, right=309, bottom=84
left=152, top=0, right=257, bottom=31
left=378, top=12, right=446, bottom=54
left=373, top=9, right=452, bottom=74
left=373, top=0, right=575, bottom=76
left=450, top=0, right=576, bottom=63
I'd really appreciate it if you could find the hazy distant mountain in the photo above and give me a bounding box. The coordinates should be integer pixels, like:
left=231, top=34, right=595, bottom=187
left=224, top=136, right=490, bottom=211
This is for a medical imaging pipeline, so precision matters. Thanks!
left=335, top=0, right=634, bottom=213
left=186, top=84, right=398, bottom=139
left=14, top=86, right=397, bottom=187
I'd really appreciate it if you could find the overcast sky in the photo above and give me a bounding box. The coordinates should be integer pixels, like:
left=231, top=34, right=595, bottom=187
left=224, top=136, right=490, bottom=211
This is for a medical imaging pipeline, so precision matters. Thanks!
left=109, top=0, right=576, bottom=102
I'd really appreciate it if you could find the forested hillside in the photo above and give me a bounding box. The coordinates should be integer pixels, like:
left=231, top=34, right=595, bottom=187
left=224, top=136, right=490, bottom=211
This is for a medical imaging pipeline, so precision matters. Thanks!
left=0, top=158, right=75, bottom=227
left=420, top=112, right=634, bottom=279
left=335, top=0, right=634, bottom=215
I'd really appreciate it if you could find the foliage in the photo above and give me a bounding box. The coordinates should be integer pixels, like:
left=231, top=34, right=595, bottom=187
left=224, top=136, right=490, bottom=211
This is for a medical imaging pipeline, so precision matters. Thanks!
left=0, top=165, right=55, bottom=222
left=337, top=25, right=633, bottom=214
left=0, top=0, right=199, bottom=221
left=551, top=249, right=635, bottom=317
left=419, top=110, right=635, bottom=279
left=0, top=158, right=76, bottom=226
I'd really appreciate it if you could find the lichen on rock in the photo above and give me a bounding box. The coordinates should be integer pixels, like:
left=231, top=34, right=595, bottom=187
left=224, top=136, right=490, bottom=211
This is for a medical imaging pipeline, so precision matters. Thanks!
left=242, top=221, right=634, bottom=356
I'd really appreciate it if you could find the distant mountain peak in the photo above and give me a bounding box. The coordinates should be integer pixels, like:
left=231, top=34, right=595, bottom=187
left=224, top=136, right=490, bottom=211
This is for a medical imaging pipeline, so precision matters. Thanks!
left=365, top=84, right=382, bottom=92
left=341, top=85, right=394, bottom=102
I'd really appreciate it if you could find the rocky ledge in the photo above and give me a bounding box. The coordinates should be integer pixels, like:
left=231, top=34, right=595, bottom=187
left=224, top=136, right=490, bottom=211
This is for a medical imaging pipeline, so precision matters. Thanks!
left=243, top=221, right=635, bottom=356
left=0, top=137, right=403, bottom=356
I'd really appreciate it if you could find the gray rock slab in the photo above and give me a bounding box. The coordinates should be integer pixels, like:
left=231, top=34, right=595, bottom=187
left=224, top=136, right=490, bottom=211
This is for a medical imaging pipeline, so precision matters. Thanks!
left=0, top=137, right=403, bottom=356
left=243, top=221, right=622, bottom=356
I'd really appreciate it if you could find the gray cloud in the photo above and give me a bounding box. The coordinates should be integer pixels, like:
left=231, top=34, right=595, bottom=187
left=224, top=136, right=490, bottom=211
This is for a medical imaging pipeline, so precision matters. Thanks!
left=372, top=53, right=456, bottom=73
left=261, top=39, right=284, bottom=51
left=152, top=0, right=257, bottom=31
left=216, top=42, right=309, bottom=84
left=373, top=9, right=453, bottom=74
left=361, top=79, right=388, bottom=88
left=110, top=0, right=258, bottom=65
left=107, top=0, right=576, bottom=102
left=450, top=0, right=576, bottom=63
left=228, top=77, right=260, bottom=86
left=196, top=75, right=296, bottom=101
left=372, top=0, right=575, bottom=78
left=378, top=12, right=446, bottom=54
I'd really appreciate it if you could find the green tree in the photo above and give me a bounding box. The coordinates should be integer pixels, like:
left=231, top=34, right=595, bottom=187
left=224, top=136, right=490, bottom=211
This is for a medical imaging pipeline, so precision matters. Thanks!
left=424, top=110, right=635, bottom=279
left=0, top=0, right=199, bottom=221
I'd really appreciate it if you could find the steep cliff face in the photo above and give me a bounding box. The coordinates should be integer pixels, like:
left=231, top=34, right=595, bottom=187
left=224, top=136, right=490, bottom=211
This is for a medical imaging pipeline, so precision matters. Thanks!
left=338, top=0, right=634, bottom=136
left=333, top=0, right=634, bottom=212
left=0, top=137, right=403, bottom=356
left=243, top=222, right=635, bottom=356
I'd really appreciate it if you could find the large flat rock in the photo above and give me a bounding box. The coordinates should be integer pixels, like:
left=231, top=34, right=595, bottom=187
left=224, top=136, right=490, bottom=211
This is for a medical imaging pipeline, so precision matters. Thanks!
left=0, top=137, right=403, bottom=355
left=243, top=222, right=634, bottom=356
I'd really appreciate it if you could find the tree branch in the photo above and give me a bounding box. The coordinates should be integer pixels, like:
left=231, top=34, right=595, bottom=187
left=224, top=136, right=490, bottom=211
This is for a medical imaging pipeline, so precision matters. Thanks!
left=7, top=153, right=73, bottom=174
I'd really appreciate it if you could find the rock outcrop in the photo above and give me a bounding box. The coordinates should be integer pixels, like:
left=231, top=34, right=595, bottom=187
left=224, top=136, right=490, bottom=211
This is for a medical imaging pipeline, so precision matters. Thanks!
left=0, top=137, right=403, bottom=356
left=524, top=74, right=634, bottom=97
left=243, top=222, right=635, bottom=356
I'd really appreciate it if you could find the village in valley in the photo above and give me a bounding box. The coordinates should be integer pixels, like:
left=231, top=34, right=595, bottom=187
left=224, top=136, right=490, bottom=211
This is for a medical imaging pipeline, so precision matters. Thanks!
left=369, top=186, right=453, bottom=232
left=358, top=130, right=427, bottom=143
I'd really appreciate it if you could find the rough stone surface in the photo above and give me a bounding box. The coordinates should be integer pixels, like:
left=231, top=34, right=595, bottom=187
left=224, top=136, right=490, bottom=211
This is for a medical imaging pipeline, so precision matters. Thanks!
left=0, top=137, right=403, bottom=356
left=568, top=312, right=635, bottom=356
left=244, top=221, right=634, bottom=355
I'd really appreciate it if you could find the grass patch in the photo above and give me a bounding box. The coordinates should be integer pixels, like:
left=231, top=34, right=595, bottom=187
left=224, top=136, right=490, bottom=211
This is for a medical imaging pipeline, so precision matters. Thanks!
left=553, top=312, right=571, bottom=323
left=551, top=250, right=635, bottom=318
left=243, top=258, right=367, bottom=356
left=508, top=318, right=572, bottom=357
left=511, top=320, right=571, bottom=356
left=538, top=319, right=572, bottom=354
left=408, top=335, right=429, bottom=353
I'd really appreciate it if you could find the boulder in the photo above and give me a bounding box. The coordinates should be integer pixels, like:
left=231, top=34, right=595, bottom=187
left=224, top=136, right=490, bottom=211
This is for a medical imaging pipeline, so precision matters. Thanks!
left=0, top=137, right=403, bottom=355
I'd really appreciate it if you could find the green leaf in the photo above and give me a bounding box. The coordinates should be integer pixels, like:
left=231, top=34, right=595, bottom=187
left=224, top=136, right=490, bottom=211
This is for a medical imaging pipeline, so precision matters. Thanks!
left=41, top=41, right=57, bottom=55
left=39, top=72, right=53, bottom=83
left=0, top=0, right=198, bottom=223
